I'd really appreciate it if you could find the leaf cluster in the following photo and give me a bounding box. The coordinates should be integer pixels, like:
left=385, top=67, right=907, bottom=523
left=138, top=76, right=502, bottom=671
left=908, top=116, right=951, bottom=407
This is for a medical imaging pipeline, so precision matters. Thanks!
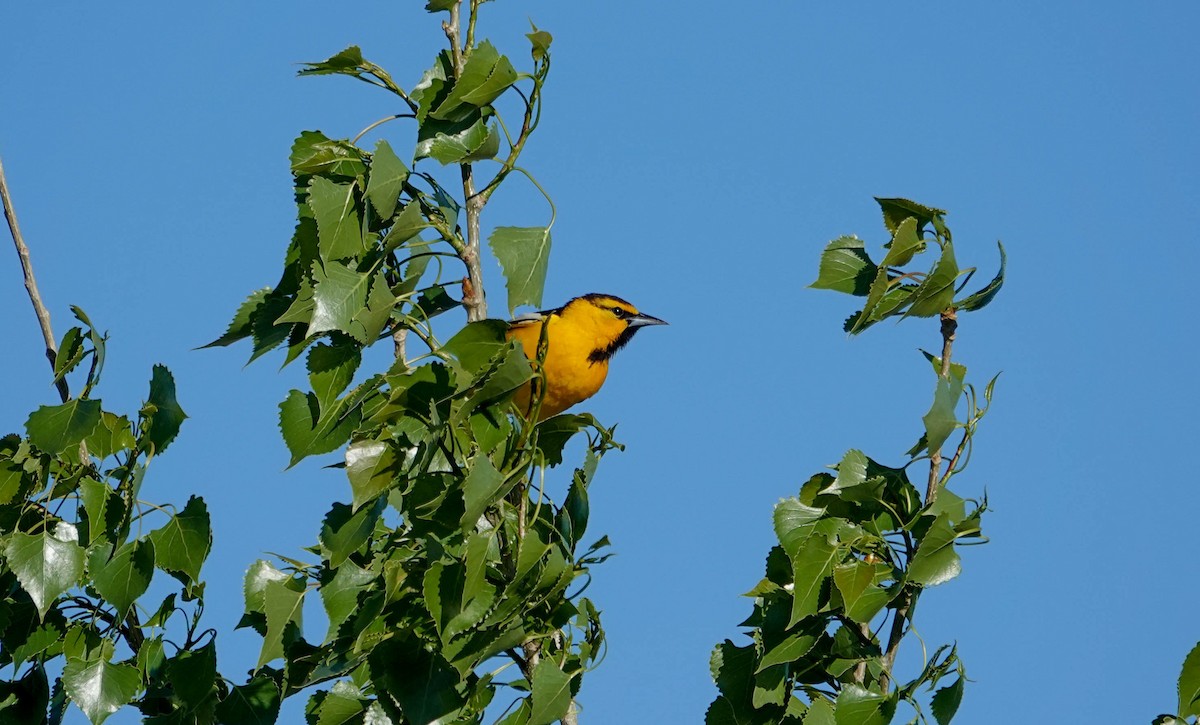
left=0, top=313, right=270, bottom=723
left=811, top=198, right=1005, bottom=334
left=711, top=202, right=1002, bottom=724
left=205, top=7, right=622, bottom=724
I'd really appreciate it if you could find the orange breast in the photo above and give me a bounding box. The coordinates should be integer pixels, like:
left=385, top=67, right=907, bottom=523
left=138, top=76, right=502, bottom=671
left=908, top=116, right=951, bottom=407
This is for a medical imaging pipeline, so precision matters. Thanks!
left=507, top=315, right=609, bottom=420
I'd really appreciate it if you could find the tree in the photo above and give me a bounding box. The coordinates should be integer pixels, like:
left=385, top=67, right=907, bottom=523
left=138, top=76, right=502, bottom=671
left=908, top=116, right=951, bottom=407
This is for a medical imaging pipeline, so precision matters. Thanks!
left=706, top=199, right=1004, bottom=724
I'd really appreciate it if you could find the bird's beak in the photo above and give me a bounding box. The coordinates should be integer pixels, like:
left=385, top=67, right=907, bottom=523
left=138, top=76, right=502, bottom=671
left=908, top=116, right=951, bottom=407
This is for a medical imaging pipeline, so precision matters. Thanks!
left=627, top=312, right=668, bottom=328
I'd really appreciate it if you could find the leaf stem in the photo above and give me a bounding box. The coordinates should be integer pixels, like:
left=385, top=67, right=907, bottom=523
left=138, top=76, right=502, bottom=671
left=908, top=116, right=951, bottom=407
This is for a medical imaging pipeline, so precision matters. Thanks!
left=925, top=308, right=958, bottom=503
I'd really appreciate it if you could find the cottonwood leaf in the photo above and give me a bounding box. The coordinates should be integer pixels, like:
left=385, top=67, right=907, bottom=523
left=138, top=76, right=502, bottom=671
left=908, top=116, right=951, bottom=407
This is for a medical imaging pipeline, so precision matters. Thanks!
left=529, top=660, right=572, bottom=725
left=461, top=454, right=507, bottom=531
left=244, top=560, right=289, bottom=614
left=309, top=177, right=364, bottom=263
left=205, top=288, right=270, bottom=348
left=320, top=561, right=376, bottom=643
left=957, top=241, right=1006, bottom=312
left=141, top=364, right=187, bottom=454
left=4, top=526, right=84, bottom=618
left=810, top=236, right=876, bottom=295
left=418, top=117, right=500, bottom=164
left=875, top=197, right=946, bottom=234
left=88, top=539, right=154, bottom=620
left=257, top=578, right=305, bottom=668
left=835, top=684, right=896, bottom=725
left=788, top=535, right=838, bottom=626
left=215, top=676, right=281, bottom=725
left=756, top=632, right=818, bottom=672
left=921, top=357, right=966, bottom=456
left=291, top=130, right=367, bottom=179
left=931, top=677, right=965, bottom=725
left=307, top=340, right=361, bottom=411
left=26, top=399, right=102, bottom=456
left=147, top=496, right=211, bottom=585
left=62, top=654, right=141, bottom=725
left=1178, top=641, right=1200, bottom=718
left=345, top=440, right=399, bottom=510
left=908, top=513, right=962, bottom=586
left=320, top=499, right=384, bottom=568
left=430, top=41, right=516, bottom=121
left=366, top=140, right=408, bottom=221
left=489, top=226, right=551, bottom=314
left=309, top=261, right=373, bottom=339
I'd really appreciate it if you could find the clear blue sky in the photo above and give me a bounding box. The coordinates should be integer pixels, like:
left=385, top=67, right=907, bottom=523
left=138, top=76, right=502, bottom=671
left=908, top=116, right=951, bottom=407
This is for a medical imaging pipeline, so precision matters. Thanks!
left=3, top=2, right=1198, bottom=723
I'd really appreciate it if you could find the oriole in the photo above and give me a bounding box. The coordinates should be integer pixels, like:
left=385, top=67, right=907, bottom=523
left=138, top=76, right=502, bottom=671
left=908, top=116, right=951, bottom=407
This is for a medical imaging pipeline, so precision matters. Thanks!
left=507, top=294, right=667, bottom=420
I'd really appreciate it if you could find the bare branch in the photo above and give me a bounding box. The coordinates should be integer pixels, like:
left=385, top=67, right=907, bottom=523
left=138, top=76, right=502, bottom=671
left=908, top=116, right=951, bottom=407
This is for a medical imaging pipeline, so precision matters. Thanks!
left=1, top=154, right=68, bottom=403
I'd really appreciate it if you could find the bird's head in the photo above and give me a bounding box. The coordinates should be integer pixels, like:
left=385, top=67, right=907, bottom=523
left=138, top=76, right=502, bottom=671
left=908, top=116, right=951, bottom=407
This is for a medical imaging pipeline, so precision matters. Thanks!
left=557, top=293, right=667, bottom=363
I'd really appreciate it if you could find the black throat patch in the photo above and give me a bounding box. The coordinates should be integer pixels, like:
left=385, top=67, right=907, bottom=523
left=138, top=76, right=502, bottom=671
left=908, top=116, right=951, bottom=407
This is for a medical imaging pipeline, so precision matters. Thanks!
left=587, top=326, right=640, bottom=364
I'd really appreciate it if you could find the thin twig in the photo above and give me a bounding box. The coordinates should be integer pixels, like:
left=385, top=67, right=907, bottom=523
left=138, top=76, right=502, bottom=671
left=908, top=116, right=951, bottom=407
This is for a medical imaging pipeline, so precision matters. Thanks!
left=1, top=155, right=68, bottom=403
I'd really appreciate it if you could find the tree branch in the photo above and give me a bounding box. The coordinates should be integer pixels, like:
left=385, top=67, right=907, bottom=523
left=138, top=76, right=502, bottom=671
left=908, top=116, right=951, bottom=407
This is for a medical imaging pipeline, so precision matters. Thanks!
left=1, top=154, right=68, bottom=403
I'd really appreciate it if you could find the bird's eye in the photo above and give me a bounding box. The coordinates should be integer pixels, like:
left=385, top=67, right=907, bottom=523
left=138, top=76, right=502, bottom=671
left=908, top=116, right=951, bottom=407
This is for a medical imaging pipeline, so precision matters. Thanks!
left=610, top=306, right=627, bottom=318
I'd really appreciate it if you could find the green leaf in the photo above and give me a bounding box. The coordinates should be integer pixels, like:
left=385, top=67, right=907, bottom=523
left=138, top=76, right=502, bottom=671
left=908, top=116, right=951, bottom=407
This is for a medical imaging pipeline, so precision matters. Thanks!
left=931, top=677, right=964, bottom=725
left=756, top=632, right=818, bottom=672
left=205, top=288, right=271, bottom=348
left=810, top=236, right=877, bottom=295
left=25, top=399, right=102, bottom=456
left=243, top=560, right=289, bottom=614
left=141, top=364, right=187, bottom=454
left=381, top=202, right=428, bottom=254
left=11, top=618, right=65, bottom=668
left=418, top=117, right=500, bottom=164
left=834, top=684, right=895, bottom=725
left=320, top=560, right=376, bottom=643
left=309, top=261, right=373, bottom=339
left=366, top=140, right=409, bottom=221
left=533, top=413, right=610, bottom=468
left=773, top=498, right=825, bottom=558
left=290, top=130, right=367, bottom=179
left=147, top=496, right=211, bottom=585
left=351, top=273, right=396, bottom=344
left=822, top=449, right=868, bottom=495
left=444, top=320, right=508, bottom=375
left=881, top=216, right=924, bottom=267
left=62, top=645, right=141, bottom=725
left=489, top=226, right=552, bottom=314
left=908, top=514, right=962, bottom=586
left=461, top=454, right=508, bottom=530
left=708, top=640, right=755, bottom=721
left=167, top=639, right=217, bottom=708
left=278, top=389, right=357, bottom=467
left=53, top=327, right=86, bottom=382
left=921, top=356, right=966, bottom=456
left=833, top=560, right=894, bottom=624
left=298, top=46, right=365, bottom=76
left=430, top=41, right=517, bottom=121
left=257, top=577, right=305, bottom=668
left=88, top=539, right=154, bottom=619
left=788, top=534, right=838, bottom=626
left=529, top=659, right=572, bottom=725
left=308, top=340, right=362, bottom=411
left=84, top=412, right=137, bottom=460
left=309, top=178, right=364, bottom=263
left=805, top=698, right=837, bottom=725
left=368, top=638, right=465, bottom=725
left=957, top=241, right=1006, bottom=312
left=215, top=676, right=281, bottom=725
left=875, top=197, right=946, bottom=234
left=345, top=440, right=399, bottom=510
left=906, top=241, right=959, bottom=317
left=527, top=23, right=553, bottom=61
left=4, top=526, right=84, bottom=618
left=1178, top=641, right=1200, bottom=717
left=320, top=499, right=384, bottom=568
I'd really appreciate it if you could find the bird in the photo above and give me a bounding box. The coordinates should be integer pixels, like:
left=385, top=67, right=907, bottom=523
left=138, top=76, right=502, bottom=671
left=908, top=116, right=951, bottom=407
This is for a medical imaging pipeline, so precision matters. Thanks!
left=506, top=293, right=667, bottom=421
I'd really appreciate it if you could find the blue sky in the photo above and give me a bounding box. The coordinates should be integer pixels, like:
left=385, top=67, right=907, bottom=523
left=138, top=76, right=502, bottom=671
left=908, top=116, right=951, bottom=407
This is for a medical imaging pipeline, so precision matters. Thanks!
left=3, top=2, right=1198, bottom=723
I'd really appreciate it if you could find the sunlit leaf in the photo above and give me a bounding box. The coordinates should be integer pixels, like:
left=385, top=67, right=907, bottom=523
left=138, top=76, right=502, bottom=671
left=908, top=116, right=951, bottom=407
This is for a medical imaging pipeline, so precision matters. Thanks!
left=147, top=496, right=211, bottom=585
left=4, top=526, right=84, bottom=618
left=489, top=226, right=552, bottom=314
left=25, top=399, right=102, bottom=456
left=810, top=236, right=876, bottom=295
